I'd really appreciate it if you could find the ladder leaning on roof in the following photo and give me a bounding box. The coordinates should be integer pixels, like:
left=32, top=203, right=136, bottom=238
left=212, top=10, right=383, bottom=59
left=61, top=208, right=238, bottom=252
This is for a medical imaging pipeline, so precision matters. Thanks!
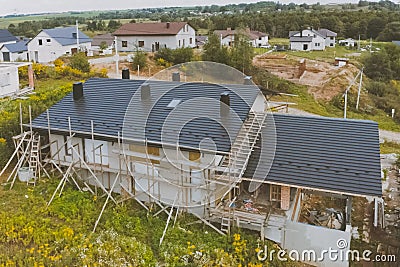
left=218, top=111, right=268, bottom=198
left=27, top=134, right=40, bottom=186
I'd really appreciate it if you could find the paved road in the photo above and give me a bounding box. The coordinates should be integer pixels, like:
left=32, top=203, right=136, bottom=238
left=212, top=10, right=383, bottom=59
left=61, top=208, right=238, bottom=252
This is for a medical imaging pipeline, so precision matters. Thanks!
left=270, top=104, right=400, bottom=143
left=89, top=55, right=128, bottom=65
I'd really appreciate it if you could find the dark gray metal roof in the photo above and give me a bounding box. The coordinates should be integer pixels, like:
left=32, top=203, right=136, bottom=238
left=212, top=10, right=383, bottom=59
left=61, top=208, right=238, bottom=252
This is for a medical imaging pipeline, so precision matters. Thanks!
left=43, top=27, right=91, bottom=46
left=244, top=114, right=382, bottom=197
left=317, top=28, right=337, bottom=37
left=0, top=29, right=18, bottom=43
left=2, top=40, right=28, bottom=53
left=31, top=78, right=259, bottom=153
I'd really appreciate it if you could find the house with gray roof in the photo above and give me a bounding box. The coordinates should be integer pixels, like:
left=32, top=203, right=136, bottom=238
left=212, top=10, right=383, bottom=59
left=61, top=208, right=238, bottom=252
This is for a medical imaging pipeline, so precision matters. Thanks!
left=27, top=26, right=91, bottom=63
left=23, top=68, right=382, bottom=267
left=289, top=28, right=337, bottom=51
left=0, top=39, right=29, bottom=61
left=0, top=29, right=18, bottom=47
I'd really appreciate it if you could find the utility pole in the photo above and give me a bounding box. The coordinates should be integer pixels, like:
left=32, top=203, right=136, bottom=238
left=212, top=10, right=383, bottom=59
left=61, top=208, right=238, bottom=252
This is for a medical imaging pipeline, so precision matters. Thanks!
left=114, top=36, right=119, bottom=77
left=76, top=20, right=80, bottom=50
left=358, top=34, right=360, bottom=51
left=356, top=68, right=363, bottom=110
left=343, top=70, right=361, bottom=119
left=370, top=37, right=372, bottom=54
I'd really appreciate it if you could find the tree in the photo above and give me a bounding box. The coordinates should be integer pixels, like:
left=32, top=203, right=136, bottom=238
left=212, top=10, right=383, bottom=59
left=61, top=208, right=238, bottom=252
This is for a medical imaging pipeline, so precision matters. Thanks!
left=229, top=32, right=254, bottom=74
left=100, top=41, right=108, bottom=51
left=378, top=21, right=400, bottom=41
left=132, top=49, right=147, bottom=70
left=68, top=52, right=90, bottom=73
left=202, top=34, right=230, bottom=65
left=108, top=20, right=122, bottom=31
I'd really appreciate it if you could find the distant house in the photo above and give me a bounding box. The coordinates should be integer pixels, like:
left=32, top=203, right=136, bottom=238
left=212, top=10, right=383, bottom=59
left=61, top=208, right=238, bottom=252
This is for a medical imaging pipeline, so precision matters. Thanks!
left=214, top=28, right=269, bottom=47
left=27, top=27, right=92, bottom=63
left=195, top=35, right=208, bottom=47
left=289, top=28, right=337, bottom=51
left=91, top=33, right=114, bottom=55
left=0, top=29, right=18, bottom=47
left=0, top=39, right=29, bottom=62
left=317, top=28, right=337, bottom=48
left=339, top=38, right=356, bottom=47
left=113, top=22, right=196, bottom=52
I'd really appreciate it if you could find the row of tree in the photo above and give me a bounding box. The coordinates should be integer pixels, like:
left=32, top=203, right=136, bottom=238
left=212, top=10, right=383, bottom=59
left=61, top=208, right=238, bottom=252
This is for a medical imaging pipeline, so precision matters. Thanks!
left=189, top=10, right=400, bottom=41
left=7, top=18, right=123, bottom=37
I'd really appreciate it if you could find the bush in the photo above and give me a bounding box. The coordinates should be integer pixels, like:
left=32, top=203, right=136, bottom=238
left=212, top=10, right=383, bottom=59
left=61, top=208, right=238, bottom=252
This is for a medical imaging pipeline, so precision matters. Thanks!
left=154, top=47, right=193, bottom=65
left=132, top=49, right=147, bottom=70
left=68, top=52, right=90, bottom=73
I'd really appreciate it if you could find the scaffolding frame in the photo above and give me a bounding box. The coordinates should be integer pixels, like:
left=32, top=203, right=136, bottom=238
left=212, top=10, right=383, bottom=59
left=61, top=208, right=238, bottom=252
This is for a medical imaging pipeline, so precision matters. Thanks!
left=2, top=102, right=267, bottom=238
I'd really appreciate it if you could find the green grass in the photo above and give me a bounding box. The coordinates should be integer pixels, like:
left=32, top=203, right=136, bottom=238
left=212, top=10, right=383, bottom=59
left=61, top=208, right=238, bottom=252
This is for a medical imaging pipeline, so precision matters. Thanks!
left=268, top=38, right=289, bottom=46
left=285, top=46, right=362, bottom=63
left=0, top=175, right=291, bottom=266
left=254, top=47, right=271, bottom=55
left=271, top=84, right=400, bottom=132
left=380, top=141, right=400, bottom=154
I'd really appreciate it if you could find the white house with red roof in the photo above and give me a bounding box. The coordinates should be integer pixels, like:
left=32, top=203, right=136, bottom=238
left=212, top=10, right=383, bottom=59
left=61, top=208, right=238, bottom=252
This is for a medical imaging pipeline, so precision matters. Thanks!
left=214, top=28, right=269, bottom=47
left=113, top=22, right=196, bottom=52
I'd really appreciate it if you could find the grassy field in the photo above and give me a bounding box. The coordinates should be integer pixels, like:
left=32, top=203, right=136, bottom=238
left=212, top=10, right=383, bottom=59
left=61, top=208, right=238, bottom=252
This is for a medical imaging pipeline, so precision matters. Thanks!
left=380, top=141, right=400, bottom=154
left=0, top=174, right=294, bottom=266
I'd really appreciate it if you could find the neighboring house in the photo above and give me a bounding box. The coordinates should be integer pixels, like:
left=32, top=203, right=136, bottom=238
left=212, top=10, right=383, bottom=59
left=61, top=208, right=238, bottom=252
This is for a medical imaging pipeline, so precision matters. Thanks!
left=27, top=26, right=92, bottom=63
left=0, top=62, right=33, bottom=97
left=113, top=22, right=196, bottom=52
left=214, top=28, right=269, bottom=47
left=0, top=29, right=18, bottom=48
left=339, top=38, right=356, bottom=47
left=27, top=71, right=382, bottom=267
left=289, top=28, right=336, bottom=51
left=195, top=35, right=208, bottom=47
left=317, top=28, right=337, bottom=48
left=91, top=33, right=114, bottom=55
left=0, top=39, right=29, bottom=61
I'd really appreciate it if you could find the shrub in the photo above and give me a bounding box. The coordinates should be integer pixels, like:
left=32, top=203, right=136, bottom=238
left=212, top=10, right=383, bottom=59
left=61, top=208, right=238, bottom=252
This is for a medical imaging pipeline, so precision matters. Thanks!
left=68, top=52, right=90, bottom=73
left=154, top=47, right=193, bottom=65
left=132, top=49, right=147, bottom=70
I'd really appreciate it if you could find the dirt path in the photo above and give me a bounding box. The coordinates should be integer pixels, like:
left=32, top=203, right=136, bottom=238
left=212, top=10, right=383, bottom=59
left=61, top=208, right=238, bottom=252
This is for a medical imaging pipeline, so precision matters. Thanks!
left=254, top=54, right=360, bottom=101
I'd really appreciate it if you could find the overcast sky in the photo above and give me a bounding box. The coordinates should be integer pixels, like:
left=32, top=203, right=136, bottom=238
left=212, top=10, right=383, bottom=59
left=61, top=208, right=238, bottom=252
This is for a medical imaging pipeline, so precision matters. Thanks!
left=0, top=0, right=363, bottom=16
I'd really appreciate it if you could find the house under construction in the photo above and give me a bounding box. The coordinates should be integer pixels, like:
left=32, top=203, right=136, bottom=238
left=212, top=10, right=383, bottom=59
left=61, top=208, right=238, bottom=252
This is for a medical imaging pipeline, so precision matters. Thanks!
left=4, top=68, right=383, bottom=267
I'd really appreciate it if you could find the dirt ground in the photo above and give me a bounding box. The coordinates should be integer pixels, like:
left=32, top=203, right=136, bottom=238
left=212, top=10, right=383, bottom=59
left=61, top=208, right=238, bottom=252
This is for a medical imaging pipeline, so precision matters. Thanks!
left=91, top=54, right=165, bottom=79
left=253, top=53, right=360, bottom=101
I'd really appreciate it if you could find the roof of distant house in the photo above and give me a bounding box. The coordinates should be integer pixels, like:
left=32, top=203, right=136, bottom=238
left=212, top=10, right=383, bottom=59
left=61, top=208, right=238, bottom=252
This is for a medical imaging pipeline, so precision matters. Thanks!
left=289, top=28, right=336, bottom=39
left=1, top=39, right=28, bottom=52
left=39, top=27, right=91, bottom=46
left=245, top=114, right=382, bottom=197
left=0, top=29, right=18, bottom=43
left=92, top=33, right=114, bottom=47
left=317, top=28, right=337, bottom=37
left=113, top=22, right=190, bottom=36
left=214, top=28, right=268, bottom=41
left=30, top=78, right=259, bottom=153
